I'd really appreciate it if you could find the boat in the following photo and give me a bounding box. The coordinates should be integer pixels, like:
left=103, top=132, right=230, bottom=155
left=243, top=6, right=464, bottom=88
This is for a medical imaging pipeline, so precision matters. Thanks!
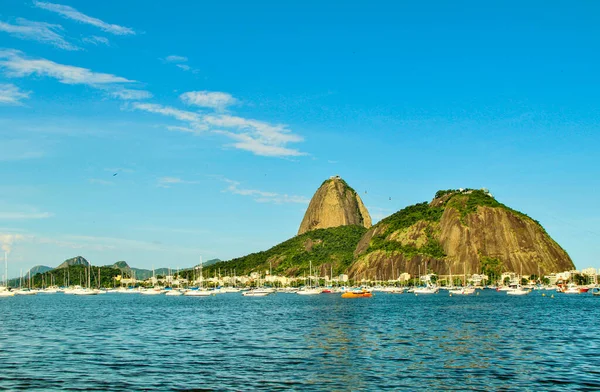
left=0, top=287, right=15, bottom=297
left=297, top=261, right=321, bottom=295
left=449, top=287, right=475, bottom=295
left=141, top=288, right=163, bottom=295
left=184, top=288, right=213, bottom=296
left=449, top=263, right=474, bottom=295
left=242, top=289, right=272, bottom=297
left=297, top=287, right=322, bottom=295
left=592, top=288, right=600, bottom=296
left=414, top=285, right=439, bottom=294
left=72, top=288, right=98, bottom=296
left=165, top=288, right=183, bottom=296
left=341, top=288, right=373, bottom=298
left=506, top=285, right=531, bottom=296
left=14, top=288, right=37, bottom=295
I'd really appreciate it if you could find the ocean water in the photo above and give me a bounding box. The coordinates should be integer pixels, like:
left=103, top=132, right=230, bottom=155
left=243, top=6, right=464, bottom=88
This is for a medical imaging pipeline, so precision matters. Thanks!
left=0, top=290, right=599, bottom=391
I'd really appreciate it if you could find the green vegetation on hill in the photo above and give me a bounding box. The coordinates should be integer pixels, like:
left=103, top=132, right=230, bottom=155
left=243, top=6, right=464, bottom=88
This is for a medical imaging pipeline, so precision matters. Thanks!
left=440, top=189, right=545, bottom=230
left=203, top=225, right=367, bottom=277
left=365, top=202, right=446, bottom=259
left=10, top=265, right=124, bottom=288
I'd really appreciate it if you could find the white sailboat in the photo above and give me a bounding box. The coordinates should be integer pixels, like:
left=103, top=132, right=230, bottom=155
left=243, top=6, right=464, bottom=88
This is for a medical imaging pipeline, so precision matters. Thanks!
left=449, top=263, right=475, bottom=295
left=73, top=261, right=98, bottom=295
left=0, top=252, right=15, bottom=297
left=297, top=261, right=322, bottom=295
left=184, top=257, right=213, bottom=296
left=506, top=262, right=530, bottom=296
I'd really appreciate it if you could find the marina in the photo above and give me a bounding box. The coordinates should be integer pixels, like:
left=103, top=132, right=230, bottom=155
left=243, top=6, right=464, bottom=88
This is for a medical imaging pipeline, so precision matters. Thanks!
left=0, top=289, right=599, bottom=391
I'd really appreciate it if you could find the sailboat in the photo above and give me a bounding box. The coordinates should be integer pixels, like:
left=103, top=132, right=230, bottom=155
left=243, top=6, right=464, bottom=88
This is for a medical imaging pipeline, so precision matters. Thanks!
left=449, top=262, right=475, bottom=295
left=73, top=261, right=98, bottom=295
left=185, top=257, right=213, bottom=296
left=297, top=261, right=322, bottom=295
left=506, top=262, right=531, bottom=296
left=0, top=252, right=15, bottom=297
left=414, top=261, right=439, bottom=294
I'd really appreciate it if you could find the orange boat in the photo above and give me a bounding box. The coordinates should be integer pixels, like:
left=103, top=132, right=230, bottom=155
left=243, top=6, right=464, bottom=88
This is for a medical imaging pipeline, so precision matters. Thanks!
left=341, top=289, right=373, bottom=298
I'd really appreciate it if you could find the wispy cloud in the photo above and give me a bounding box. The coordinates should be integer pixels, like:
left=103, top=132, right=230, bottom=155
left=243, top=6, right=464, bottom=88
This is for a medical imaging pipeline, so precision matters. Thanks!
left=162, top=55, right=199, bottom=73
left=88, top=178, right=114, bottom=186
left=0, top=211, right=53, bottom=220
left=180, top=91, right=237, bottom=111
left=33, top=1, right=135, bottom=35
left=82, top=35, right=109, bottom=46
left=130, top=100, right=305, bottom=157
left=131, top=102, right=201, bottom=123
left=0, top=18, right=79, bottom=50
left=0, top=50, right=149, bottom=100
left=166, top=125, right=203, bottom=135
left=0, top=49, right=133, bottom=84
left=110, top=88, right=152, bottom=100
left=157, top=176, right=198, bottom=188
left=206, top=114, right=304, bottom=157
left=0, top=84, right=30, bottom=105
left=223, top=179, right=309, bottom=204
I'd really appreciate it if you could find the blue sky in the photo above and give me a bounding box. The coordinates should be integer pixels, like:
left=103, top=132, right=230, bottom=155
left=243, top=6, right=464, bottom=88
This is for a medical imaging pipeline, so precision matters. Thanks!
left=1, top=0, right=599, bottom=276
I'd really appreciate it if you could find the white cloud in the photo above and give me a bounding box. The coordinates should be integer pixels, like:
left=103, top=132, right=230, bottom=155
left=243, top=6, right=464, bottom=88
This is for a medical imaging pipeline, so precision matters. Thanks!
left=33, top=1, right=135, bottom=35
left=0, top=84, right=30, bottom=105
left=0, top=50, right=134, bottom=85
left=180, top=91, right=237, bottom=111
left=82, top=35, right=109, bottom=46
left=131, top=102, right=201, bottom=123
left=129, top=101, right=305, bottom=157
left=162, top=55, right=199, bottom=73
left=157, top=176, right=198, bottom=188
left=206, top=114, right=305, bottom=157
left=110, top=88, right=152, bottom=100
left=0, top=18, right=79, bottom=50
left=223, top=179, right=309, bottom=204
left=0, top=233, right=25, bottom=253
left=166, top=125, right=204, bottom=135
left=165, top=55, right=187, bottom=63
left=0, top=212, right=53, bottom=220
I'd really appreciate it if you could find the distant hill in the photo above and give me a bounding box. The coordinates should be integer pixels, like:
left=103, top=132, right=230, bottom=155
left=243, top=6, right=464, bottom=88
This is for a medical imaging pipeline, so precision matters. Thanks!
left=202, top=258, right=221, bottom=267
left=108, top=260, right=204, bottom=280
left=203, top=226, right=367, bottom=277
left=56, top=256, right=89, bottom=269
left=27, top=265, right=52, bottom=275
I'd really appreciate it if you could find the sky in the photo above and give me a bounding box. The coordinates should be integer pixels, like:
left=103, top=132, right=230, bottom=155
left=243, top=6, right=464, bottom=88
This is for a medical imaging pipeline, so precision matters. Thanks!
left=0, top=0, right=599, bottom=276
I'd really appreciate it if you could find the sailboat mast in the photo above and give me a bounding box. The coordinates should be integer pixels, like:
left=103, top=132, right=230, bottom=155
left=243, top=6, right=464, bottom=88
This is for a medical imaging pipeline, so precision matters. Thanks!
left=4, top=252, right=7, bottom=288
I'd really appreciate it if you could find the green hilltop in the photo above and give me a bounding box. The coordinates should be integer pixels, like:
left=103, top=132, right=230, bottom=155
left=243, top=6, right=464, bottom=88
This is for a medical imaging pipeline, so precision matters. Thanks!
left=203, top=225, right=367, bottom=277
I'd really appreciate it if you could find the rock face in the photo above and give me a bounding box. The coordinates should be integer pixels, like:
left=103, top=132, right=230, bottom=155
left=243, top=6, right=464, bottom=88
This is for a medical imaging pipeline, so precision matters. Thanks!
left=298, top=176, right=372, bottom=235
left=349, top=189, right=574, bottom=279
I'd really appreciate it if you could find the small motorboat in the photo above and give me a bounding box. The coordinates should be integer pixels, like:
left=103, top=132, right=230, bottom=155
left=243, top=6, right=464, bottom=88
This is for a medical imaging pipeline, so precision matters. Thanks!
left=592, top=288, right=600, bottom=297
left=341, top=289, right=373, bottom=298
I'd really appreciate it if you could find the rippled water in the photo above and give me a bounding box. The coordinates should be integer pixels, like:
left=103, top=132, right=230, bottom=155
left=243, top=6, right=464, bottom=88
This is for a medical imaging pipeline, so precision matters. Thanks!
left=1, top=290, right=599, bottom=391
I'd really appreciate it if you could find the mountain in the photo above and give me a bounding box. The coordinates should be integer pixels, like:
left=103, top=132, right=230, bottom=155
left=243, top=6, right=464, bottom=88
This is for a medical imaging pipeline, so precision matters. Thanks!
left=27, top=265, right=52, bottom=275
left=56, top=256, right=90, bottom=269
left=298, top=176, right=371, bottom=235
left=202, top=258, right=221, bottom=267
left=203, top=226, right=367, bottom=277
left=349, top=189, right=574, bottom=280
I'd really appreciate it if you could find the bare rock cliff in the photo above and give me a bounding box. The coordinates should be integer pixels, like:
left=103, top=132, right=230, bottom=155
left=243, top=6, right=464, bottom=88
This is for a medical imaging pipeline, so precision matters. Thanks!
left=298, top=176, right=372, bottom=235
